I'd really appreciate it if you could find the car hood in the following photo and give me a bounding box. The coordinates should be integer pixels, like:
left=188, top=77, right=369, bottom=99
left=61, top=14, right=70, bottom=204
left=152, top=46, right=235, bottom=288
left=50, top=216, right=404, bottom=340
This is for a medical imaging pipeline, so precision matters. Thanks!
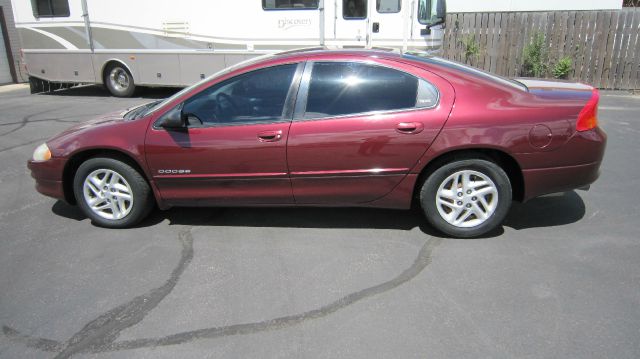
left=52, top=110, right=128, bottom=139
left=44, top=105, right=149, bottom=156
left=515, top=78, right=594, bottom=101
left=49, top=99, right=160, bottom=140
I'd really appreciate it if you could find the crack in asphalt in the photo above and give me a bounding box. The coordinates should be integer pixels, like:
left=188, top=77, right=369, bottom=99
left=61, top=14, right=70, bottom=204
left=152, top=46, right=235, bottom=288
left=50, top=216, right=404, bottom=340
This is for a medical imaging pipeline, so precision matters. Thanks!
left=2, top=226, right=443, bottom=357
left=0, top=117, right=82, bottom=128
left=0, top=111, right=93, bottom=138
left=0, top=109, right=57, bottom=137
left=102, top=237, right=443, bottom=353
left=0, top=138, right=48, bottom=153
left=3, top=226, right=195, bottom=359
left=0, top=112, right=108, bottom=155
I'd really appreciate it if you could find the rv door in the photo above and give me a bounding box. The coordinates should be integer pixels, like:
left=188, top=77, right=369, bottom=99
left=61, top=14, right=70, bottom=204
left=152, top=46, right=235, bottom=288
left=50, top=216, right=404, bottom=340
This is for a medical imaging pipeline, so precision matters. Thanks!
left=368, top=0, right=407, bottom=49
left=333, top=0, right=370, bottom=46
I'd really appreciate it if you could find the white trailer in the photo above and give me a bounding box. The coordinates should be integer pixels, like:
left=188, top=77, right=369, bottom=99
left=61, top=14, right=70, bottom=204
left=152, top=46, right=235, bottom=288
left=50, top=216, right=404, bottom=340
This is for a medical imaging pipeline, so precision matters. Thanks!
left=11, top=0, right=446, bottom=96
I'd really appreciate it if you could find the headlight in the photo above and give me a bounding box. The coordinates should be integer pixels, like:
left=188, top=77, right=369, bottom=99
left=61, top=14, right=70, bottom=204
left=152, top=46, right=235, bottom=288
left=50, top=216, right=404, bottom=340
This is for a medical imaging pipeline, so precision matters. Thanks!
left=32, top=143, right=52, bottom=162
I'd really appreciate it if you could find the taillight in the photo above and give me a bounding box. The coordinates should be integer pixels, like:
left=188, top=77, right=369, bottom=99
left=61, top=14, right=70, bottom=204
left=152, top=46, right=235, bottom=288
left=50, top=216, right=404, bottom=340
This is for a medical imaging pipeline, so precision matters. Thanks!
left=576, top=89, right=599, bottom=131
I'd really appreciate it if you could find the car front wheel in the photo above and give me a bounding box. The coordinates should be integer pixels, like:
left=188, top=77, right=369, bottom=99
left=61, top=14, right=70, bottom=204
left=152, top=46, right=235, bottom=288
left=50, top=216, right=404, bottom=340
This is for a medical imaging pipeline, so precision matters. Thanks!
left=420, top=159, right=512, bottom=238
left=73, top=157, right=153, bottom=228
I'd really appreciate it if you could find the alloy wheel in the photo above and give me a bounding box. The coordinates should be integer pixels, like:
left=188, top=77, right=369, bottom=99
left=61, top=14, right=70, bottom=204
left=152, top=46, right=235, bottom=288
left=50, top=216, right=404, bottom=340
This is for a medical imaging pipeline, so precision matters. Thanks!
left=82, top=169, right=133, bottom=220
left=435, top=170, right=499, bottom=228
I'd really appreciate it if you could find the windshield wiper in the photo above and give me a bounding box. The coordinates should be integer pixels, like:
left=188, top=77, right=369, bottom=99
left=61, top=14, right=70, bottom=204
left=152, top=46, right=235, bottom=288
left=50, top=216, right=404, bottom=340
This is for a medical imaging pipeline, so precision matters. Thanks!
left=125, top=100, right=163, bottom=120
left=138, top=100, right=164, bottom=118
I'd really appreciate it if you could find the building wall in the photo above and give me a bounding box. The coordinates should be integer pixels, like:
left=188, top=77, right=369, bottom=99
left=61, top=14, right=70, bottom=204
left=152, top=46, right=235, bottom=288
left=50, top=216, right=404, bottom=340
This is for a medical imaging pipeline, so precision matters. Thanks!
left=448, top=0, right=623, bottom=13
left=0, top=0, right=25, bottom=82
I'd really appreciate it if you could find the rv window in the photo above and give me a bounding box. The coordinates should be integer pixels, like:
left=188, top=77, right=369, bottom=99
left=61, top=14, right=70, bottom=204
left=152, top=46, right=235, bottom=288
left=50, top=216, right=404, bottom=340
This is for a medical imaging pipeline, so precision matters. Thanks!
left=262, top=0, right=319, bottom=10
left=376, top=0, right=401, bottom=13
left=418, top=0, right=445, bottom=25
left=32, top=0, right=70, bottom=17
left=343, top=0, right=367, bottom=19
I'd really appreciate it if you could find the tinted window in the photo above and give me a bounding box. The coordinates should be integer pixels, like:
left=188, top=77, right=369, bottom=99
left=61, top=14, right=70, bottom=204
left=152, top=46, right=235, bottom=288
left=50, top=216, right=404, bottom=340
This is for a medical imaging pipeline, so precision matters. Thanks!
left=263, top=0, right=319, bottom=9
left=182, top=64, right=297, bottom=126
left=417, top=79, right=439, bottom=108
left=377, top=0, right=401, bottom=13
left=32, top=0, right=70, bottom=17
left=305, top=62, right=419, bottom=118
left=344, top=0, right=367, bottom=19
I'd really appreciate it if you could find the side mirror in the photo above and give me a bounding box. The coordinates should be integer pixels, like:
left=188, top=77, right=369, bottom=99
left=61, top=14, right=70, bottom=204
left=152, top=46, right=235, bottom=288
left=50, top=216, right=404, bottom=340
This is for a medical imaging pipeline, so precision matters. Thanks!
left=156, top=104, right=185, bottom=129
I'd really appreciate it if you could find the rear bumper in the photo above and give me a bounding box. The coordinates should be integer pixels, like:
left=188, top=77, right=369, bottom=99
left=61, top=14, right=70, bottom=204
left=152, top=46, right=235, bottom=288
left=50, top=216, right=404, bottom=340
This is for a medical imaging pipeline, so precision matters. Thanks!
left=521, top=127, right=606, bottom=201
left=27, top=157, right=66, bottom=201
left=522, top=161, right=601, bottom=201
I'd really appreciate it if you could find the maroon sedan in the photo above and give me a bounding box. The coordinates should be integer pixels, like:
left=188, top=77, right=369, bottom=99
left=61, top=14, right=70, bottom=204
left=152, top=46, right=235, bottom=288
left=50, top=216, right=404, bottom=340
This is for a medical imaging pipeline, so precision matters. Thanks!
left=27, top=49, right=606, bottom=238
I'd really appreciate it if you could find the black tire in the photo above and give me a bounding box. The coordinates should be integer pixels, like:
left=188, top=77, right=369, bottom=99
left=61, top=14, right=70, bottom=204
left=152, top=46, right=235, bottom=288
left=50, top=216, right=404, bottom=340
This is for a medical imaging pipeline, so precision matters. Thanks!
left=104, top=63, right=136, bottom=97
left=73, top=157, right=154, bottom=228
left=420, top=159, right=512, bottom=238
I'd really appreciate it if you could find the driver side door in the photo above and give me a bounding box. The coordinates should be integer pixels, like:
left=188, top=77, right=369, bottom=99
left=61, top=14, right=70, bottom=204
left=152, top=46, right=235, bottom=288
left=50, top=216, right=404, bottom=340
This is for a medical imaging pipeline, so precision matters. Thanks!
left=145, top=63, right=303, bottom=206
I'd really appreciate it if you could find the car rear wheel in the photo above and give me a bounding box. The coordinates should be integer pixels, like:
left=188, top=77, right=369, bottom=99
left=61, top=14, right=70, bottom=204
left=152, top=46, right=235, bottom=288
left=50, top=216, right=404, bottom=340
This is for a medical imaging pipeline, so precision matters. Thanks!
left=104, top=63, right=136, bottom=97
left=73, top=157, right=153, bottom=228
left=420, top=159, right=512, bottom=238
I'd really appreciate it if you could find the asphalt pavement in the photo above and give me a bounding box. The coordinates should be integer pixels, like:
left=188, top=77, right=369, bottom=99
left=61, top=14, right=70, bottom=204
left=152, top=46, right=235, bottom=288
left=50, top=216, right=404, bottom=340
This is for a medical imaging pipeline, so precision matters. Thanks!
left=0, top=84, right=638, bottom=358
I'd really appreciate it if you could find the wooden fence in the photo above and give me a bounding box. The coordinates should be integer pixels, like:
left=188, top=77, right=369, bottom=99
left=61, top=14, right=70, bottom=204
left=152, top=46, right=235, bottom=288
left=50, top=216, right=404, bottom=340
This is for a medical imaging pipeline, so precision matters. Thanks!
left=442, top=8, right=640, bottom=90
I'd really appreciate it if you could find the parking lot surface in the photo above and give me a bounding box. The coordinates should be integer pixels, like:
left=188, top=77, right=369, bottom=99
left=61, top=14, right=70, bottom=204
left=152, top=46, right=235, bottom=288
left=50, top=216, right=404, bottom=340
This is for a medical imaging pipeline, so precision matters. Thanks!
left=0, top=85, right=638, bottom=358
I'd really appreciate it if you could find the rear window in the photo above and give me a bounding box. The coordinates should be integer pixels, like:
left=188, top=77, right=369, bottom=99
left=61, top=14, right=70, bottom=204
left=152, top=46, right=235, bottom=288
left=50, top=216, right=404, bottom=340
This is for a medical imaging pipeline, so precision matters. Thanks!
left=377, top=0, right=401, bottom=13
left=404, top=53, right=528, bottom=92
left=304, top=62, right=423, bottom=119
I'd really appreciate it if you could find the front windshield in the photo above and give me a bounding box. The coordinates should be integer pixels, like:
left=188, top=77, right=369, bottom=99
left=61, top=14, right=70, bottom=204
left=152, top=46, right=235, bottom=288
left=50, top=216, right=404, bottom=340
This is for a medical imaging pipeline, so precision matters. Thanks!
left=144, top=53, right=277, bottom=116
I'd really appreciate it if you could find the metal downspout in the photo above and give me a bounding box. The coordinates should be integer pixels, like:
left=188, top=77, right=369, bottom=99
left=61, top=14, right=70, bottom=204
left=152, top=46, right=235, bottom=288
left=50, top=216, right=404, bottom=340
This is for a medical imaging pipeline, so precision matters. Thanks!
left=319, top=0, right=325, bottom=46
left=81, top=0, right=94, bottom=52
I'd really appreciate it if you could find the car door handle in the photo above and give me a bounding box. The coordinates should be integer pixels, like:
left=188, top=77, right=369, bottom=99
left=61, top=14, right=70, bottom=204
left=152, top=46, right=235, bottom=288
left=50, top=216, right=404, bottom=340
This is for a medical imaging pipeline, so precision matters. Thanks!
left=396, top=122, right=424, bottom=134
left=257, top=130, right=283, bottom=142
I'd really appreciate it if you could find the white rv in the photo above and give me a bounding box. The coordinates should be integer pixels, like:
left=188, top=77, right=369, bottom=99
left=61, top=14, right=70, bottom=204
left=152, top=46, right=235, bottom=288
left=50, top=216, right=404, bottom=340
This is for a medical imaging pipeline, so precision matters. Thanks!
left=11, top=0, right=446, bottom=96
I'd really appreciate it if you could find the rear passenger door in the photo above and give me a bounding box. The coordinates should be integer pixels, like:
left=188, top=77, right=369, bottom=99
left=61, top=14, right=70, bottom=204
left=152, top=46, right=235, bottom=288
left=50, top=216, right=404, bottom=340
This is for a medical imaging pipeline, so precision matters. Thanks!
left=287, top=60, right=454, bottom=204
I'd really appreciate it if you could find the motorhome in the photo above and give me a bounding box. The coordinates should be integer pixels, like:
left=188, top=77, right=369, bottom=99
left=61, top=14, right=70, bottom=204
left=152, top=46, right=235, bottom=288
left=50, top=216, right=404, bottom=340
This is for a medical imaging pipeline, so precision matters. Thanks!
left=11, top=0, right=446, bottom=96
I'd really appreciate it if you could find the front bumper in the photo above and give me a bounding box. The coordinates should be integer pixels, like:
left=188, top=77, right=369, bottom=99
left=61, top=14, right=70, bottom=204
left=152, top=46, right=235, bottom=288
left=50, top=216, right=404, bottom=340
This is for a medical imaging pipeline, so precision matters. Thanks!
left=27, top=157, right=66, bottom=201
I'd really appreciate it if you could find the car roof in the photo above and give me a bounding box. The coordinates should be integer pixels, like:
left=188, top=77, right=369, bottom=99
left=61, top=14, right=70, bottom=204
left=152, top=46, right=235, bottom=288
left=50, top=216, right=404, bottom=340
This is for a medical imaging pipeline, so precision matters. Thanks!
left=269, top=47, right=407, bottom=62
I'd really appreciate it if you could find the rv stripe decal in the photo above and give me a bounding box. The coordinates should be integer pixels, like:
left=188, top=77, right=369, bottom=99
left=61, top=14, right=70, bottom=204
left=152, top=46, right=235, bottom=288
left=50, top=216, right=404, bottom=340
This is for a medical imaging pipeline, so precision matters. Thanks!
left=24, top=27, right=79, bottom=50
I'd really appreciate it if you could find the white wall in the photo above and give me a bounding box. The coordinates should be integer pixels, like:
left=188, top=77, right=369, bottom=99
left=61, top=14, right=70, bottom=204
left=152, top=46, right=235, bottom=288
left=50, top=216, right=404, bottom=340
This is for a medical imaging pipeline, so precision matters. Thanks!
left=448, top=0, right=623, bottom=13
left=1, top=0, right=21, bottom=82
left=0, top=24, right=11, bottom=83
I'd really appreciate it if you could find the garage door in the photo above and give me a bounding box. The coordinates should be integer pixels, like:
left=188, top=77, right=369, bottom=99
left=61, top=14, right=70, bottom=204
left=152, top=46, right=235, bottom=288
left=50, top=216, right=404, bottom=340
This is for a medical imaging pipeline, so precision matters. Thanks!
left=0, top=23, right=11, bottom=84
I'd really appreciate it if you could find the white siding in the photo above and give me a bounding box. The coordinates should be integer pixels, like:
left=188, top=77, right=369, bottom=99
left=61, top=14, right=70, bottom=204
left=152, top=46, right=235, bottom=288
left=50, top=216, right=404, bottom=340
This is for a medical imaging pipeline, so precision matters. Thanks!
left=1, top=0, right=23, bottom=82
left=0, top=24, right=11, bottom=83
left=448, top=0, right=623, bottom=13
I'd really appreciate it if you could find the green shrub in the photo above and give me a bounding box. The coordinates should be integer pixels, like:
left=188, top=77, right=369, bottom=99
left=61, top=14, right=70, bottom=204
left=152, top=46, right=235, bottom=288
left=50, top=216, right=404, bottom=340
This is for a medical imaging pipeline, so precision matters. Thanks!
left=522, top=32, right=548, bottom=77
left=552, top=56, right=573, bottom=79
left=460, top=35, right=480, bottom=65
